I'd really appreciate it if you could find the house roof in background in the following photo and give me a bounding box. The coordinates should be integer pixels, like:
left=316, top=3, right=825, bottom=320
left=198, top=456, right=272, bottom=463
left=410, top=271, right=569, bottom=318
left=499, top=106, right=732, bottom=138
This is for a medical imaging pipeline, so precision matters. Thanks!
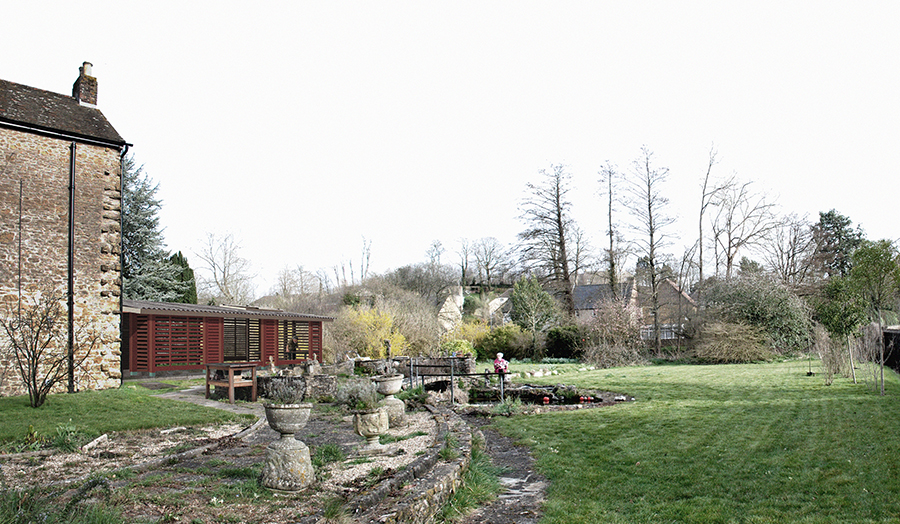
left=0, top=78, right=126, bottom=146
left=573, top=281, right=634, bottom=310
left=122, top=299, right=333, bottom=322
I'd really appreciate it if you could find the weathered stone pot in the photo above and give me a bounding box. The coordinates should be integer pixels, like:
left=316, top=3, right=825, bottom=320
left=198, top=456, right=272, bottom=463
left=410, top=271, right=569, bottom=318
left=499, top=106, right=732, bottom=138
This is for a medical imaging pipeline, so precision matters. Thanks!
left=353, top=407, right=389, bottom=455
left=374, top=374, right=406, bottom=427
left=264, top=402, right=312, bottom=435
left=373, top=374, right=404, bottom=398
left=259, top=403, right=314, bottom=492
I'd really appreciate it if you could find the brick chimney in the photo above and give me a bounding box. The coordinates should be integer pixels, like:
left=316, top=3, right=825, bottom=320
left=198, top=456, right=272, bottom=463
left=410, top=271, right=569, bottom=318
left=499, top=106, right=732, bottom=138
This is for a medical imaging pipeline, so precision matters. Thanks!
left=72, top=61, right=98, bottom=106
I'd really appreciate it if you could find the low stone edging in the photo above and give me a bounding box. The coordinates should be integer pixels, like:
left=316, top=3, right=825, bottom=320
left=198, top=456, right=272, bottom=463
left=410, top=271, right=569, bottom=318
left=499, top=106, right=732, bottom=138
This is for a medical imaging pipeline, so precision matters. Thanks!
left=351, top=404, right=475, bottom=524
left=294, top=404, right=475, bottom=524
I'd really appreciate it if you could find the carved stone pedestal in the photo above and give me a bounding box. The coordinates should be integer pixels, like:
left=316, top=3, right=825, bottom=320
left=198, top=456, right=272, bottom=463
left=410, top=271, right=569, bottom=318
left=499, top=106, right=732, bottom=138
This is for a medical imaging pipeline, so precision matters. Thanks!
left=259, top=403, right=314, bottom=492
left=259, top=436, right=314, bottom=492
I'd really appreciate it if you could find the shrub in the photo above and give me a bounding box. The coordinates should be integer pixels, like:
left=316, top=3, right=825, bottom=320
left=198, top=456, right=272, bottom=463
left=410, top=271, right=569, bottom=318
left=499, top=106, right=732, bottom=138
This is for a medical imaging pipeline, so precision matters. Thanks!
left=443, top=319, right=490, bottom=349
left=330, top=306, right=408, bottom=359
left=478, top=324, right=531, bottom=361
left=579, top=303, right=646, bottom=368
left=397, top=385, right=429, bottom=408
left=702, top=275, right=812, bottom=352
left=545, top=325, right=585, bottom=359
left=440, top=339, right=475, bottom=357
left=335, top=378, right=379, bottom=410
left=692, top=322, right=775, bottom=363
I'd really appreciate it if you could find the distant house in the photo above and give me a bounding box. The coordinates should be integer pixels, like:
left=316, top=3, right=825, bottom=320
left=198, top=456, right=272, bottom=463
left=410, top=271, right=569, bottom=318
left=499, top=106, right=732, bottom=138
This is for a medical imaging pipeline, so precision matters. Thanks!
left=573, top=279, right=637, bottom=320
left=574, top=277, right=697, bottom=343
left=122, top=300, right=333, bottom=376
left=0, top=63, right=129, bottom=395
left=637, top=279, right=698, bottom=342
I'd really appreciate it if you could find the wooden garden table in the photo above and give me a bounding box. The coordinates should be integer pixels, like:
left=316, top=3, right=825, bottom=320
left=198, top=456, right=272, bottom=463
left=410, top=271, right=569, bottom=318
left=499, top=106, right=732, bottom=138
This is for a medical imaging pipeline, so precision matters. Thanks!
left=205, top=363, right=257, bottom=404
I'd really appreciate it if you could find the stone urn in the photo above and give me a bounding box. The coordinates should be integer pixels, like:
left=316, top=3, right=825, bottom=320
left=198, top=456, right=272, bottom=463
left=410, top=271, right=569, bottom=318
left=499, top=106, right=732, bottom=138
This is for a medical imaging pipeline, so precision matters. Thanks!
left=374, top=374, right=406, bottom=427
left=353, top=407, right=389, bottom=456
left=259, top=403, right=314, bottom=492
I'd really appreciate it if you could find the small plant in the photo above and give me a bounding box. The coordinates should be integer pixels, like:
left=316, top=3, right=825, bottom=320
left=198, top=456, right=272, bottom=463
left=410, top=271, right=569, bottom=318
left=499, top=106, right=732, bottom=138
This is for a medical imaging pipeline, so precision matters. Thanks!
left=437, top=444, right=504, bottom=521
left=4, top=424, right=47, bottom=453
left=322, top=496, right=351, bottom=523
left=52, top=420, right=84, bottom=452
left=364, top=466, right=386, bottom=487
left=264, top=379, right=305, bottom=404
left=439, top=445, right=460, bottom=462
left=312, top=443, right=346, bottom=468
left=335, top=378, right=380, bottom=411
left=380, top=430, right=427, bottom=444
left=492, top=397, right=524, bottom=416
left=396, top=385, right=428, bottom=407
left=438, top=433, right=460, bottom=461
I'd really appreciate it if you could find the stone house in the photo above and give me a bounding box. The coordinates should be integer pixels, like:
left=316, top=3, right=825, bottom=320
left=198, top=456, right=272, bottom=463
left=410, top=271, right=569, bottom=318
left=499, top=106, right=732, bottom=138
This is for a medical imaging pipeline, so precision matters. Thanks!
left=0, top=63, right=129, bottom=395
left=573, top=278, right=638, bottom=321
left=574, top=277, right=697, bottom=342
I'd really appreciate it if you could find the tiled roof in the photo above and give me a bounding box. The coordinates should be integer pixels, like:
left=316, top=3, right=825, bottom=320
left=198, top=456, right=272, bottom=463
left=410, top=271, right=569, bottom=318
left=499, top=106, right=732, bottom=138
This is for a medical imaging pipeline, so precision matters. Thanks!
left=573, top=282, right=634, bottom=310
left=122, top=299, right=334, bottom=322
left=0, top=78, right=125, bottom=146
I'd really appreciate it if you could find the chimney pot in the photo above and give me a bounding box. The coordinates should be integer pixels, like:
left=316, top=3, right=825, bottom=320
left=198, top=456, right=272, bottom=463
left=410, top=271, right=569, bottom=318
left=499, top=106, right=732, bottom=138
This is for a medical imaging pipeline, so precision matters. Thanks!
left=81, top=62, right=93, bottom=77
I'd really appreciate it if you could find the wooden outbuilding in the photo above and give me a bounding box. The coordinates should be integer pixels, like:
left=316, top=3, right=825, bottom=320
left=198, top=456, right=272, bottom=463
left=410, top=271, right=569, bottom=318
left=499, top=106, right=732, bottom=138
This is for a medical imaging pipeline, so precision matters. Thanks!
left=122, top=300, right=333, bottom=376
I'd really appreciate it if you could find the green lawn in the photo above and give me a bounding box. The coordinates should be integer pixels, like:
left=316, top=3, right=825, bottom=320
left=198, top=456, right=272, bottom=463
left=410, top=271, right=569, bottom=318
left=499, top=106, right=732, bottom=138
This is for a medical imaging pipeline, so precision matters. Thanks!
left=0, top=381, right=252, bottom=446
left=492, top=360, right=900, bottom=523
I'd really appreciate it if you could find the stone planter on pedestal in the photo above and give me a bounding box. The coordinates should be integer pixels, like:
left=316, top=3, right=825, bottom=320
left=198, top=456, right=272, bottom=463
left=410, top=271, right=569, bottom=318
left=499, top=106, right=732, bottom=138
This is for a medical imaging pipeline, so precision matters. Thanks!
left=374, top=374, right=406, bottom=427
left=259, top=403, right=314, bottom=492
left=353, top=408, right=389, bottom=456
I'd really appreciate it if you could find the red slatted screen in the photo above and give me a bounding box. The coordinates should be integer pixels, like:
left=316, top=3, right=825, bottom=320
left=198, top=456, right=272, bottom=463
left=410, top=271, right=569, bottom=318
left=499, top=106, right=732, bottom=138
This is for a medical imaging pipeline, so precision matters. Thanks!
left=149, top=316, right=204, bottom=370
left=204, top=317, right=224, bottom=364
left=261, top=319, right=278, bottom=366
left=310, top=321, right=323, bottom=363
left=132, top=314, right=151, bottom=372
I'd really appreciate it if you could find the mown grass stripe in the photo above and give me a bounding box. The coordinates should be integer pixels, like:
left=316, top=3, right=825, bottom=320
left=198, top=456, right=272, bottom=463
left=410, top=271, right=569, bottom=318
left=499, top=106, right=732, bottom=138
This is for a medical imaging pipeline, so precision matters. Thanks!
left=494, top=360, right=900, bottom=523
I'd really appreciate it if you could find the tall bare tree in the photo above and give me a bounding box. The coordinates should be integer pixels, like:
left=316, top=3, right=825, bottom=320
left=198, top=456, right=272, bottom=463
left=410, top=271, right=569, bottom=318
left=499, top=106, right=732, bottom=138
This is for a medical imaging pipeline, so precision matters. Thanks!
left=456, top=238, right=472, bottom=287
left=625, top=146, right=675, bottom=354
left=760, top=214, right=817, bottom=293
left=473, top=237, right=508, bottom=289
left=195, top=232, right=256, bottom=304
left=697, top=146, right=729, bottom=288
left=518, top=164, right=579, bottom=315
left=598, top=162, right=624, bottom=299
left=710, top=178, right=779, bottom=280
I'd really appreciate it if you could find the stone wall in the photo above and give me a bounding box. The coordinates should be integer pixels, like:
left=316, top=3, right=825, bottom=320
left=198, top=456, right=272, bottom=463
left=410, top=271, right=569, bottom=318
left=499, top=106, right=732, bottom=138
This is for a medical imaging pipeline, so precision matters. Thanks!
left=0, top=128, right=122, bottom=396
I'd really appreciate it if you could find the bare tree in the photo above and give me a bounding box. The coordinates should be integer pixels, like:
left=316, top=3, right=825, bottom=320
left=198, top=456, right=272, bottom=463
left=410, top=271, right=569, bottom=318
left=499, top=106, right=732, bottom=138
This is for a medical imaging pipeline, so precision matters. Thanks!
left=569, top=223, right=595, bottom=289
left=598, top=162, right=623, bottom=299
left=760, top=213, right=817, bottom=293
left=456, top=238, right=472, bottom=287
left=270, top=265, right=325, bottom=300
left=697, top=146, right=729, bottom=287
left=625, top=146, right=675, bottom=354
left=473, top=237, right=508, bottom=289
left=518, top=164, right=580, bottom=315
left=710, top=178, right=779, bottom=280
left=0, top=287, right=97, bottom=408
left=359, top=237, right=372, bottom=282
left=426, top=240, right=444, bottom=267
left=195, top=232, right=256, bottom=304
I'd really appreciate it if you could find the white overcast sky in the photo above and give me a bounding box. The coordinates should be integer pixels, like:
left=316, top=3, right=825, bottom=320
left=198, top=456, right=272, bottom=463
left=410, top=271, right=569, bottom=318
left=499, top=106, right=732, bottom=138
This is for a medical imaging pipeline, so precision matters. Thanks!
left=4, top=2, right=899, bottom=295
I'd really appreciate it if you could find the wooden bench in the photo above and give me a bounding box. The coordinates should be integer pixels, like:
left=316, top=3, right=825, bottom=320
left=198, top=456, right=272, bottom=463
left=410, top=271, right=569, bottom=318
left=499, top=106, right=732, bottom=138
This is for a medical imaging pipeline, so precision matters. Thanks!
left=205, top=363, right=257, bottom=404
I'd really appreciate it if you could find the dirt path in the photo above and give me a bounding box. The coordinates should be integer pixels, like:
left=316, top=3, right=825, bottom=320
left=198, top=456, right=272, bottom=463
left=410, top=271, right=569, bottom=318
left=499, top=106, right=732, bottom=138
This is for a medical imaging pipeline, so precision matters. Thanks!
left=459, top=415, right=547, bottom=524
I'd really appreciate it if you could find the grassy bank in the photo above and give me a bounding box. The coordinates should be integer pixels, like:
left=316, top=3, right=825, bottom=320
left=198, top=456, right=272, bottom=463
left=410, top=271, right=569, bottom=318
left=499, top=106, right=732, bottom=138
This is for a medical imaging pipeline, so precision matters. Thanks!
left=492, top=360, right=900, bottom=523
left=0, top=381, right=251, bottom=447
